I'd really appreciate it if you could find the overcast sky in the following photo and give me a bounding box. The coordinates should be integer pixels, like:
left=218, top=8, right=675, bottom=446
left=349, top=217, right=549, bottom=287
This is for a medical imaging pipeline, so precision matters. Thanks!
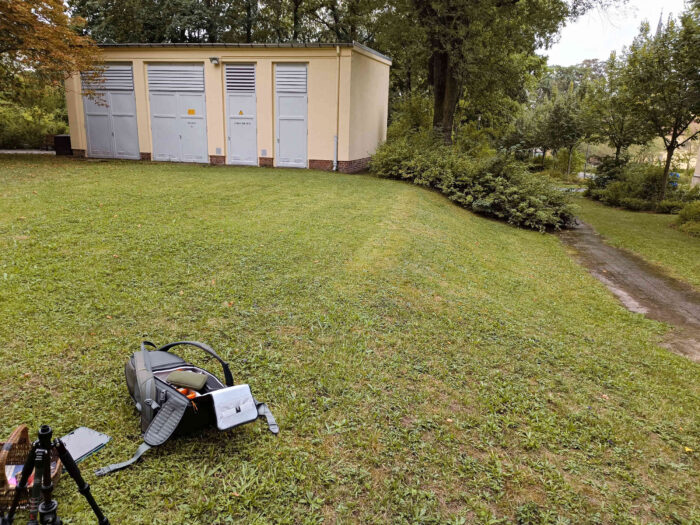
left=542, top=0, right=689, bottom=66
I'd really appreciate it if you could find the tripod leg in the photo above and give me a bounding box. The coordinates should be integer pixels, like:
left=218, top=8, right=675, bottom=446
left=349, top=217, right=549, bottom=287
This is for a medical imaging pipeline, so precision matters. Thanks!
left=54, top=440, right=109, bottom=525
left=37, top=447, right=60, bottom=525
left=2, top=443, right=37, bottom=524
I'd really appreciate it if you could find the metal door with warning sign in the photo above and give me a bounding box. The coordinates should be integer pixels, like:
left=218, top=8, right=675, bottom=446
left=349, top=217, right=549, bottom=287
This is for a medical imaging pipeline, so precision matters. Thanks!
left=147, top=63, right=208, bottom=163
left=225, top=64, right=257, bottom=166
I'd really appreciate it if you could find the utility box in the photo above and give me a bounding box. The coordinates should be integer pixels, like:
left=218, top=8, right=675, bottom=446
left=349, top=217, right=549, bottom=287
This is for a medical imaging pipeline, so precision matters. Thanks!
left=54, top=134, right=72, bottom=155
left=64, top=43, right=391, bottom=173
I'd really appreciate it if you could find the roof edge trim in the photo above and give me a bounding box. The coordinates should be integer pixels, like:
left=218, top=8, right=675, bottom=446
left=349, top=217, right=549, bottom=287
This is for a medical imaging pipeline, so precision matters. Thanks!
left=97, top=41, right=392, bottom=63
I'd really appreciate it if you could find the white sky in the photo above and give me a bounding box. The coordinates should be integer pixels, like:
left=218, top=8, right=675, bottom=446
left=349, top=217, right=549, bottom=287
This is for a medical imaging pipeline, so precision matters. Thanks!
left=543, top=0, right=689, bottom=66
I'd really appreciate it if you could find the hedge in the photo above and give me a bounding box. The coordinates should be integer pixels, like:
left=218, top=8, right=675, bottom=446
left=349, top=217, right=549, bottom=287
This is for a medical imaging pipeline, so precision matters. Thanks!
left=369, top=133, right=575, bottom=231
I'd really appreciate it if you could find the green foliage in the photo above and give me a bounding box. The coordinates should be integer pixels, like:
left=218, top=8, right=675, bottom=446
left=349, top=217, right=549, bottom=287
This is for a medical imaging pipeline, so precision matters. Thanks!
left=386, top=93, right=433, bottom=141
left=582, top=51, right=653, bottom=157
left=624, top=11, right=700, bottom=199
left=370, top=134, right=574, bottom=231
left=657, top=199, right=685, bottom=214
left=587, top=162, right=700, bottom=213
left=677, top=201, right=700, bottom=237
left=546, top=88, right=586, bottom=158
left=587, top=164, right=662, bottom=209
left=588, top=155, right=628, bottom=189
left=70, top=0, right=379, bottom=44
left=0, top=101, right=68, bottom=149
left=618, top=197, right=654, bottom=212
left=552, top=148, right=584, bottom=175
left=453, top=122, right=498, bottom=159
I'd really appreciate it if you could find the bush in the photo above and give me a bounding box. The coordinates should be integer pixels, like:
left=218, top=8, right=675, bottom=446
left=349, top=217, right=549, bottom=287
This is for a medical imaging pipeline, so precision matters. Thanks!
left=0, top=101, right=68, bottom=149
left=585, top=163, right=699, bottom=213
left=386, top=94, right=433, bottom=142
left=656, top=200, right=685, bottom=214
left=370, top=133, right=575, bottom=231
left=679, top=221, right=700, bottom=236
left=453, top=122, right=497, bottom=159
left=588, top=155, right=628, bottom=189
left=677, top=201, right=700, bottom=237
left=678, top=201, right=700, bottom=223
left=676, top=183, right=700, bottom=203
left=619, top=197, right=654, bottom=211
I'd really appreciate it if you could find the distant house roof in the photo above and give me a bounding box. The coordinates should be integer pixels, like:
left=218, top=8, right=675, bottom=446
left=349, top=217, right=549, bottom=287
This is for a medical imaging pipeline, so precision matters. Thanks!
left=98, top=41, right=392, bottom=63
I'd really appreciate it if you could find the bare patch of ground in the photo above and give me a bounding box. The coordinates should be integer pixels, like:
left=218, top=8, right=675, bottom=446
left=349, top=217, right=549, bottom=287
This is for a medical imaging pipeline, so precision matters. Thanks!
left=560, top=221, right=700, bottom=361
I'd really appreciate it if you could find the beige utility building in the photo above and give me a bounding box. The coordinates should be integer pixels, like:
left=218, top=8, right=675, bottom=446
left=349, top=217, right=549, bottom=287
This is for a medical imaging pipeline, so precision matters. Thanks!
left=64, top=42, right=391, bottom=172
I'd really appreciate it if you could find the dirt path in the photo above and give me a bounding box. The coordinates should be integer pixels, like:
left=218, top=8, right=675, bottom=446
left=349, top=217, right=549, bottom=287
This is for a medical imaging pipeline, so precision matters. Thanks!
left=559, top=221, right=700, bottom=361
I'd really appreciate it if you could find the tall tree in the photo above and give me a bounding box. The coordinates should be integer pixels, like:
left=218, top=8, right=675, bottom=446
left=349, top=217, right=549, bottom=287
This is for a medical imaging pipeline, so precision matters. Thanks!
left=540, top=84, right=587, bottom=175
left=625, top=12, right=700, bottom=199
left=406, top=0, right=604, bottom=143
left=583, top=52, right=652, bottom=161
left=0, top=0, right=100, bottom=92
left=70, top=0, right=233, bottom=43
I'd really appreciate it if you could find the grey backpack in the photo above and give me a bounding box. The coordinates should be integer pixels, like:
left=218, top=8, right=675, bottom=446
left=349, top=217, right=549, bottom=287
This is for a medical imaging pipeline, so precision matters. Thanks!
left=96, top=341, right=278, bottom=476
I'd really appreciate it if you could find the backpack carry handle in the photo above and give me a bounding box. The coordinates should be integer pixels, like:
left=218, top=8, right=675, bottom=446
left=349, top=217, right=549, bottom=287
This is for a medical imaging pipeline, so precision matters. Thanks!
left=154, top=341, right=234, bottom=386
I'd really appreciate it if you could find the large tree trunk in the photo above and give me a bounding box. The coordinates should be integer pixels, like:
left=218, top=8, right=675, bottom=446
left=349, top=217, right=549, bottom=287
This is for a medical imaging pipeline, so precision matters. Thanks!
left=567, top=146, right=573, bottom=176
left=614, top=144, right=621, bottom=163
left=292, top=0, right=301, bottom=41
left=428, top=46, right=459, bottom=144
left=660, top=146, right=674, bottom=201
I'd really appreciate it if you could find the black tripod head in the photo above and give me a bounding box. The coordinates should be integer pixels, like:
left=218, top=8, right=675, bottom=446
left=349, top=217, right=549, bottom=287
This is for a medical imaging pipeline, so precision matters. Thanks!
left=37, top=426, right=52, bottom=451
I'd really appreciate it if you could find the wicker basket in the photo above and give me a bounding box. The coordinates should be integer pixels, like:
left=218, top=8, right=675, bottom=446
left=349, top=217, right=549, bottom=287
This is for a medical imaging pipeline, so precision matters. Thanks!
left=0, top=425, right=62, bottom=511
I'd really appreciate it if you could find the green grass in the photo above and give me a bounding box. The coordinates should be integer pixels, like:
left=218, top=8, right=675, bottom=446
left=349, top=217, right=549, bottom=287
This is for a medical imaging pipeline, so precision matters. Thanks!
left=574, top=196, right=700, bottom=289
left=1, top=155, right=698, bottom=524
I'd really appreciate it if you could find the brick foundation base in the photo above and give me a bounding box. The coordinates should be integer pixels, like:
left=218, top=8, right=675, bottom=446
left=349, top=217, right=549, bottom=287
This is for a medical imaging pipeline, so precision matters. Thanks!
left=338, top=157, right=370, bottom=174
left=309, top=159, right=333, bottom=170
left=72, top=149, right=86, bottom=158
left=209, top=155, right=225, bottom=165
left=140, top=152, right=151, bottom=161
left=259, top=157, right=274, bottom=167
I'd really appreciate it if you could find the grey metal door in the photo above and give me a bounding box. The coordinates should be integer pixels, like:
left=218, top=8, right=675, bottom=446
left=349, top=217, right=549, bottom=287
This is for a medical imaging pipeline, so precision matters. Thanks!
left=82, top=64, right=139, bottom=159
left=275, top=64, right=307, bottom=168
left=225, top=64, right=257, bottom=166
left=148, top=64, right=208, bottom=163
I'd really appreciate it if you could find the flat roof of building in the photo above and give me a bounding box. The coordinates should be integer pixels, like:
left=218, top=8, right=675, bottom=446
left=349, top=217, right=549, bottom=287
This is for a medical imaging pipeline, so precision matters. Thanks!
left=98, top=41, right=391, bottom=64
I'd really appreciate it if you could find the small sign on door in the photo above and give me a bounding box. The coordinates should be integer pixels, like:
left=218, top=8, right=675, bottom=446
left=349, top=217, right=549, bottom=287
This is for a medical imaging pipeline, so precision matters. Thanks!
left=187, top=109, right=196, bottom=115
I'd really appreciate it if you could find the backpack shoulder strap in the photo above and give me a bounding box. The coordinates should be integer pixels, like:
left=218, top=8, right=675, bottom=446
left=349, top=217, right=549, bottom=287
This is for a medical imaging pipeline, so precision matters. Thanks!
left=95, top=386, right=190, bottom=476
left=143, top=388, right=190, bottom=446
left=256, top=401, right=280, bottom=434
left=156, top=341, right=234, bottom=386
left=94, top=443, right=151, bottom=477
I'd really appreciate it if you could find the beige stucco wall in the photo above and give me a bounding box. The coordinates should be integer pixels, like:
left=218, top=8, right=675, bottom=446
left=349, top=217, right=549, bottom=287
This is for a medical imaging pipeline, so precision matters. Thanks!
left=692, top=148, right=700, bottom=188
left=65, top=45, right=390, bottom=165
left=348, top=49, right=391, bottom=160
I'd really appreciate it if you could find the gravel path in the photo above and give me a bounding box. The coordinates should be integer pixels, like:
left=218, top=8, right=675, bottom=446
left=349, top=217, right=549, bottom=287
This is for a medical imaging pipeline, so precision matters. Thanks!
left=560, top=221, right=700, bottom=361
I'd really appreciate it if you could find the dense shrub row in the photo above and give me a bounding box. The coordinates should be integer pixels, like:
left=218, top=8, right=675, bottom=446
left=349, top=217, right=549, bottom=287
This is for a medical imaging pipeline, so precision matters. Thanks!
left=586, top=162, right=700, bottom=213
left=370, top=133, right=575, bottom=231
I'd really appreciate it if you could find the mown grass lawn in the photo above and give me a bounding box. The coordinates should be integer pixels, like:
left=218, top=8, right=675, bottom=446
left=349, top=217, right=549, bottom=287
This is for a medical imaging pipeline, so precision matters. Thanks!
left=574, top=196, right=700, bottom=289
left=1, top=155, right=698, bottom=524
